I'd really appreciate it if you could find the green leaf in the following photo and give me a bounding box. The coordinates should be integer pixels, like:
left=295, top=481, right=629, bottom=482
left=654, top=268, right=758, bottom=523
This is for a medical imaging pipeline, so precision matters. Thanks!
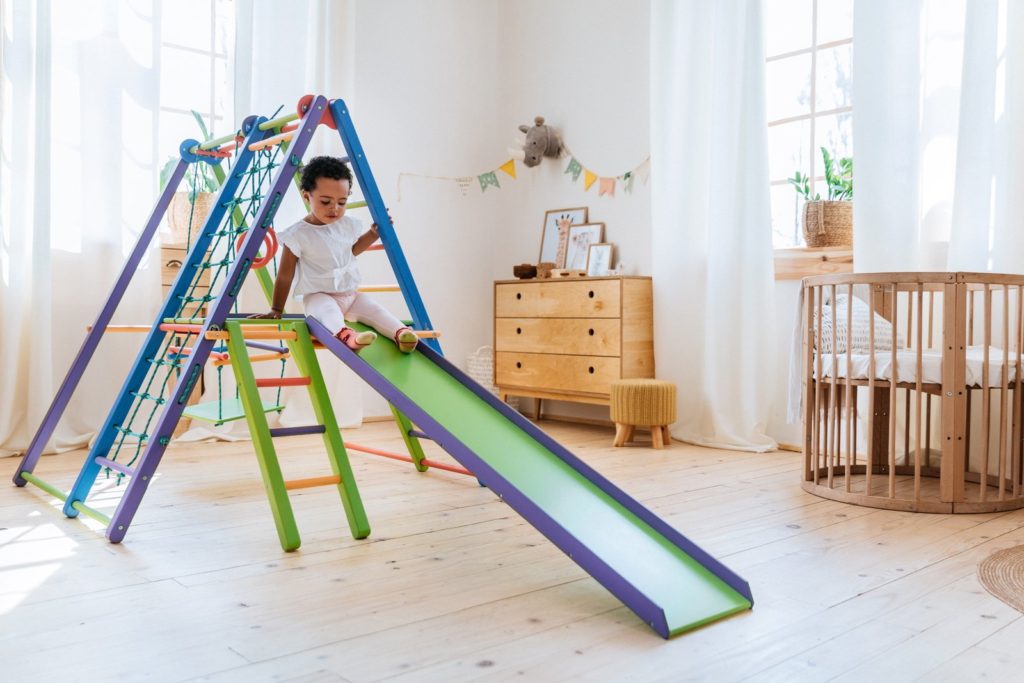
left=191, top=110, right=212, bottom=142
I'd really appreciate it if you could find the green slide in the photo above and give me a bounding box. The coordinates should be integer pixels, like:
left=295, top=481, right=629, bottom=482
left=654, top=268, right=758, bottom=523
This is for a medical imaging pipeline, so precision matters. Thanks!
left=309, top=318, right=752, bottom=638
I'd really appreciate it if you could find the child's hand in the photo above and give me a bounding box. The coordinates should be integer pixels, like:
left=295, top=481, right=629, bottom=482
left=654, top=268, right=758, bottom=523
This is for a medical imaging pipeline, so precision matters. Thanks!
left=371, top=209, right=394, bottom=234
left=248, top=310, right=282, bottom=319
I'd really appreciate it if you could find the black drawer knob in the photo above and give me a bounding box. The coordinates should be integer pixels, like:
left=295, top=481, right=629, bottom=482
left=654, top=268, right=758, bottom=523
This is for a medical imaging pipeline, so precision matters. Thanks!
left=588, top=366, right=595, bottom=374
left=516, top=327, right=522, bottom=334
left=588, top=328, right=595, bottom=336
left=588, top=290, right=595, bottom=298
left=516, top=292, right=522, bottom=300
left=516, top=361, right=522, bottom=369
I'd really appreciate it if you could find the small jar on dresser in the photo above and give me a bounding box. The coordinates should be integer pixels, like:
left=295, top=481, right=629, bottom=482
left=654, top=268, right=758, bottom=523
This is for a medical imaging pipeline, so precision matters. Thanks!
left=493, top=276, right=654, bottom=419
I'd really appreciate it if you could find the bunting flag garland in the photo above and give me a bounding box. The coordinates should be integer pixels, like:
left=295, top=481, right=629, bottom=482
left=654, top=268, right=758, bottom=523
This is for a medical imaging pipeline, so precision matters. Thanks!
left=564, top=157, right=583, bottom=181
left=498, top=159, right=517, bottom=179
left=395, top=141, right=649, bottom=200
left=478, top=172, right=500, bottom=192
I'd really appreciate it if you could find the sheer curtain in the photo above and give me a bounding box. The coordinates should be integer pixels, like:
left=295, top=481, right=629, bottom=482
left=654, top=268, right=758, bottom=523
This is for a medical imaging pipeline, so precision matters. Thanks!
left=854, top=0, right=1024, bottom=272
left=650, top=0, right=777, bottom=452
left=0, top=1, right=163, bottom=456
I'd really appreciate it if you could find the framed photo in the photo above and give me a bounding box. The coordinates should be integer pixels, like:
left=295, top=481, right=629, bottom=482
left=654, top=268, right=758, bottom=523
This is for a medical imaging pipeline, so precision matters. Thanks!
left=539, top=207, right=588, bottom=267
left=586, top=243, right=613, bottom=277
left=565, top=223, right=604, bottom=271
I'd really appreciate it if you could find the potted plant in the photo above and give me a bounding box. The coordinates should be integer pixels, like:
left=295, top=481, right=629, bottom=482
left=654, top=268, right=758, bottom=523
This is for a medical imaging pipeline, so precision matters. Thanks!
left=789, top=148, right=853, bottom=248
left=159, top=111, right=220, bottom=246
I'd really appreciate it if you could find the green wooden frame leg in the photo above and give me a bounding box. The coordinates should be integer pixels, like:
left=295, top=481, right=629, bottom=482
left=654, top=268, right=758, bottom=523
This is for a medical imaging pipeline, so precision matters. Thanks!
left=291, top=322, right=371, bottom=539
left=389, top=404, right=428, bottom=472
left=226, top=321, right=302, bottom=551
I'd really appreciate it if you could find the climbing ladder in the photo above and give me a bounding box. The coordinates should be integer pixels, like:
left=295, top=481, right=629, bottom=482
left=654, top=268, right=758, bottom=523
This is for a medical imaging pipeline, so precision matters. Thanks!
left=13, top=95, right=450, bottom=545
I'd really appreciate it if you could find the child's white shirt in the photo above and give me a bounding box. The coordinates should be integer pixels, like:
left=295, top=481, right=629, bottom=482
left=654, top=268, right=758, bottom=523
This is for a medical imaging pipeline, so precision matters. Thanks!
left=278, top=215, right=364, bottom=298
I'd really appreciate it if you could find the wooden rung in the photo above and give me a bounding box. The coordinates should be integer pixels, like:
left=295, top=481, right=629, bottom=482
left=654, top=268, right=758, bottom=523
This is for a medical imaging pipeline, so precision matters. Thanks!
left=358, top=284, right=401, bottom=293
left=255, top=377, right=310, bottom=388
left=89, top=325, right=151, bottom=333
left=248, top=127, right=296, bottom=152
left=366, top=244, right=385, bottom=251
left=211, top=351, right=290, bottom=368
left=285, top=475, right=341, bottom=491
left=159, top=323, right=297, bottom=341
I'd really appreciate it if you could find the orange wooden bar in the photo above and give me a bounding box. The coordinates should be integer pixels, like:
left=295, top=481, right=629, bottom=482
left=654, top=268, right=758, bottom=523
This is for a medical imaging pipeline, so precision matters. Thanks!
left=285, top=475, right=341, bottom=491
left=344, top=441, right=473, bottom=476
left=255, top=377, right=310, bottom=388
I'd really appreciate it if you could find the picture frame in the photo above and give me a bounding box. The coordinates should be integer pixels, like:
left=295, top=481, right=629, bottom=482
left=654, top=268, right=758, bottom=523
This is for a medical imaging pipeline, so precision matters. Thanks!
left=586, top=243, right=613, bottom=277
left=539, top=207, right=588, bottom=267
left=564, top=223, right=604, bottom=271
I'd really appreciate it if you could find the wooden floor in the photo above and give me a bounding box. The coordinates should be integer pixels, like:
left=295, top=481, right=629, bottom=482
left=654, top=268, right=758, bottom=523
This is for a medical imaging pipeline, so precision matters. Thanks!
left=3, top=421, right=1024, bottom=682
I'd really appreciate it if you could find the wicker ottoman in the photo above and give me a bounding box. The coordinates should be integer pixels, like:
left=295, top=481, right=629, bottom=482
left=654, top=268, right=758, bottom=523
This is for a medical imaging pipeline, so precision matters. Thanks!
left=610, top=379, right=677, bottom=449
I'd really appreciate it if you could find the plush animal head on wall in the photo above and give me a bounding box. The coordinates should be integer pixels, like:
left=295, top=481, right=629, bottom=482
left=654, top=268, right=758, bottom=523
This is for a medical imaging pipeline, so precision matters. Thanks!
left=513, top=116, right=562, bottom=167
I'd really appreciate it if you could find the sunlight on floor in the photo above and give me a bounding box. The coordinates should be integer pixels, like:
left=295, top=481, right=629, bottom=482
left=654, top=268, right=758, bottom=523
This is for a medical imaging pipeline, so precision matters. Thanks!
left=0, top=517, right=78, bottom=616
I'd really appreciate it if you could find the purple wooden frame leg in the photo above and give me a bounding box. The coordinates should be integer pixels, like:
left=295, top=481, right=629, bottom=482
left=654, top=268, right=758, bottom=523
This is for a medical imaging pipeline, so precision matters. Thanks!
left=13, top=161, right=188, bottom=486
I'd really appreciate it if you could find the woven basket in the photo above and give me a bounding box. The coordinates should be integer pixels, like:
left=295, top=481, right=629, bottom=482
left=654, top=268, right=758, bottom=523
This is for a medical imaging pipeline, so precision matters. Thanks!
left=166, top=192, right=216, bottom=246
left=466, top=346, right=519, bottom=410
left=802, top=200, right=852, bottom=248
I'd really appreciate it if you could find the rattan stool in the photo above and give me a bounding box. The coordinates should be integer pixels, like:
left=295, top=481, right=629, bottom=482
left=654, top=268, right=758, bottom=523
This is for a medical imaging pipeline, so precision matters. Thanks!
left=610, top=379, right=676, bottom=448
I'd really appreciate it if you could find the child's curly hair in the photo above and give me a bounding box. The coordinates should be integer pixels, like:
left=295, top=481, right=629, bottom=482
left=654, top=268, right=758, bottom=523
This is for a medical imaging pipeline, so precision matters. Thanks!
left=300, top=156, right=353, bottom=191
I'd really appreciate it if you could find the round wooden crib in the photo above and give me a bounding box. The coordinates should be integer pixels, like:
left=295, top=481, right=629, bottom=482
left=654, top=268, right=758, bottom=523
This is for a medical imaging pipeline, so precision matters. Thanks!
left=801, top=272, right=1024, bottom=513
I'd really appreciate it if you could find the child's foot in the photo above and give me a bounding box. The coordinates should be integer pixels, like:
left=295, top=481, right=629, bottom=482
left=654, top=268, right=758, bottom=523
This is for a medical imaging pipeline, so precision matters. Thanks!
left=337, top=327, right=377, bottom=353
left=396, top=327, right=419, bottom=354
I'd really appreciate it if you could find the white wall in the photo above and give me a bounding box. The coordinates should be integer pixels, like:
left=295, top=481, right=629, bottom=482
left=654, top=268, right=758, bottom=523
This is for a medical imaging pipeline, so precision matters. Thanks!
left=326, top=0, right=801, bottom=445
left=349, top=0, right=651, bottom=419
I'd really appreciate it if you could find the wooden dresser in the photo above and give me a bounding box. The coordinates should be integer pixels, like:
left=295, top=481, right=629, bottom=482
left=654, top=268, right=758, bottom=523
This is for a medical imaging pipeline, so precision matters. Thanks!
left=493, top=276, right=654, bottom=417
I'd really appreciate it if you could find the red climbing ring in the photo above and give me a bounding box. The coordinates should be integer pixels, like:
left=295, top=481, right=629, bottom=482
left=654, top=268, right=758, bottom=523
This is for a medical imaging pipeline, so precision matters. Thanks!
left=296, top=93, right=336, bottom=129
left=236, top=227, right=278, bottom=269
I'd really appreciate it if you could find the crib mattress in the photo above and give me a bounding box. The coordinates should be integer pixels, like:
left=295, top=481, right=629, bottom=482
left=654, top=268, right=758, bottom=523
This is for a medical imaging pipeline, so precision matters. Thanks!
left=815, top=346, right=1024, bottom=386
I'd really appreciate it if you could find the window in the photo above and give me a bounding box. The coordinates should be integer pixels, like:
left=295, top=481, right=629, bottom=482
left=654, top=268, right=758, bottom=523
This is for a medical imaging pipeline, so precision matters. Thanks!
left=766, top=0, right=853, bottom=248
left=159, top=0, right=235, bottom=157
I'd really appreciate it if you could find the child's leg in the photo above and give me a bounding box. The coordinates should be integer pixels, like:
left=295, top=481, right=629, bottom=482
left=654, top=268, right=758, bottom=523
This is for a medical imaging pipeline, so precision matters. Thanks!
left=304, top=292, right=375, bottom=350
left=344, top=292, right=418, bottom=352
left=344, top=292, right=406, bottom=339
left=302, top=292, right=348, bottom=335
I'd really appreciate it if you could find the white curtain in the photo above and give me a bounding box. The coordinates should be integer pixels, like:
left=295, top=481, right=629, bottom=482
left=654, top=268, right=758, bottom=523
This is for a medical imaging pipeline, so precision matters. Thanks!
left=0, top=1, right=164, bottom=456
left=650, top=0, right=777, bottom=452
left=854, top=0, right=1024, bottom=272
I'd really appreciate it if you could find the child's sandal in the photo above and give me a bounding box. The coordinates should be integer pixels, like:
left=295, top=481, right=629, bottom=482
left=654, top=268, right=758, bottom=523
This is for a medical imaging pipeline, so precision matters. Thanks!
left=338, top=327, right=377, bottom=352
left=396, top=328, right=419, bottom=353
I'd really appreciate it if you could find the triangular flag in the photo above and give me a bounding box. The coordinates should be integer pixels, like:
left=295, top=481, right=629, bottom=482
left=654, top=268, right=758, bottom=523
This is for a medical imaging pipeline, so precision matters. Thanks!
left=478, top=172, right=500, bottom=192
left=564, top=157, right=583, bottom=182
left=583, top=169, right=597, bottom=191
left=498, top=159, right=517, bottom=179
left=637, top=158, right=651, bottom=184
left=455, top=176, right=474, bottom=196
left=623, top=171, right=635, bottom=194
left=598, top=177, right=615, bottom=197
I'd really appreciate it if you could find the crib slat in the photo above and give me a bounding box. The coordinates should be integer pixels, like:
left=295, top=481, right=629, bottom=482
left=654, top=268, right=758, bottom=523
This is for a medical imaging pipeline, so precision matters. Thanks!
left=815, top=289, right=824, bottom=486
left=999, top=289, right=1010, bottom=500
left=829, top=284, right=838, bottom=489
left=1011, top=286, right=1019, bottom=497
left=845, top=284, right=854, bottom=491
left=889, top=283, right=899, bottom=499
left=940, top=281, right=967, bottom=503
left=915, top=285, right=924, bottom=503
left=982, top=285, right=992, bottom=501
left=969, top=291, right=975, bottom=346
left=928, top=290, right=935, bottom=349
left=866, top=286, right=877, bottom=496
left=805, top=284, right=817, bottom=483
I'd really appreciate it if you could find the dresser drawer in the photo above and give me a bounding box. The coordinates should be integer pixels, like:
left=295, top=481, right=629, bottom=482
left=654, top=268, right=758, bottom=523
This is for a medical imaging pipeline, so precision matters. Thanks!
left=495, top=318, right=621, bottom=356
left=495, top=279, right=621, bottom=318
left=161, top=246, right=211, bottom=289
left=495, top=352, right=620, bottom=395
left=495, top=282, right=540, bottom=317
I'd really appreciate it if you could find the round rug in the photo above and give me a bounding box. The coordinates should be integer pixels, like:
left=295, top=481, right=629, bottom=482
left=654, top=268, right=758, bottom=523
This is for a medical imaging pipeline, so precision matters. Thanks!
left=978, top=545, right=1024, bottom=613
